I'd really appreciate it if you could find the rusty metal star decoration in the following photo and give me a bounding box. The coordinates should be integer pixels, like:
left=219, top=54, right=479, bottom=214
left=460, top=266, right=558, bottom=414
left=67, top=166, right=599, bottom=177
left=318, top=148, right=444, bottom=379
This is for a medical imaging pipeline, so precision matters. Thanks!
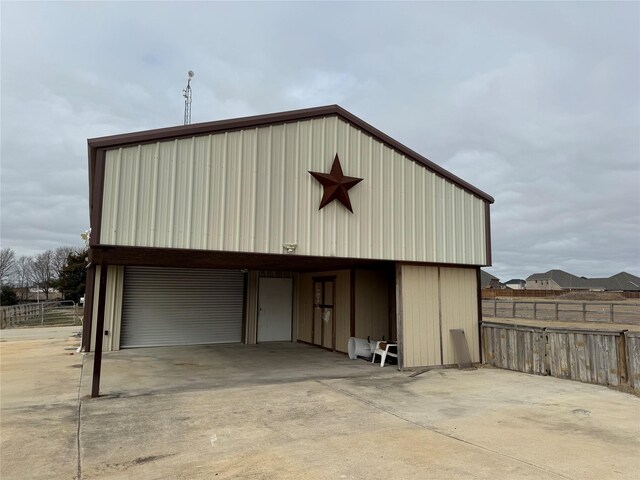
left=309, top=154, right=363, bottom=213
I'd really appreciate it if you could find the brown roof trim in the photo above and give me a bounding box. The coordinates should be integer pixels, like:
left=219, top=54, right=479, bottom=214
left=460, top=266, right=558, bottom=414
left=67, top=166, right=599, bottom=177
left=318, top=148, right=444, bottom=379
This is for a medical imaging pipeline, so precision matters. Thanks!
left=89, top=150, right=106, bottom=246
left=88, top=105, right=340, bottom=149
left=89, top=245, right=395, bottom=271
left=485, top=202, right=492, bottom=266
left=89, top=244, right=487, bottom=271
left=88, top=105, right=494, bottom=203
left=334, top=106, right=494, bottom=203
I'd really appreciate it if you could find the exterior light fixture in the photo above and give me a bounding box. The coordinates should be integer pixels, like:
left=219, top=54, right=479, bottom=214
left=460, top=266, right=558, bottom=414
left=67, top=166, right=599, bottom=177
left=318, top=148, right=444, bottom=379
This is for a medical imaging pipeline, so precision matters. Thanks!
left=283, top=243, right=297, bottom=254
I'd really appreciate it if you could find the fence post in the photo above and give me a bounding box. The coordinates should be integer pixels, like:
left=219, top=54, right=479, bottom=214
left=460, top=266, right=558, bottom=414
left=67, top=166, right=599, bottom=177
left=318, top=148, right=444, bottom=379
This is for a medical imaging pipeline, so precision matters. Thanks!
left=555, top=302, right=559, bottom=321
left=41, top=303, right=44, bottom=326
left=512, top=302, right=516, bottom=318
left=533, top=302, right=537, bottom=319
left=582, top=303, right=586, bottom=322
left=610, top=304, right=614, bottom=323
left=494, top=300, right=497, bottom=317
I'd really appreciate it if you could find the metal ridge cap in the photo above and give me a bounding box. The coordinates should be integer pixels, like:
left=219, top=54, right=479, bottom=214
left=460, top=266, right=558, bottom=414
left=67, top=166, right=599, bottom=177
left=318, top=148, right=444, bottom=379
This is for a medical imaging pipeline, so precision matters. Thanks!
left=87, top=105, right=341, bottom=148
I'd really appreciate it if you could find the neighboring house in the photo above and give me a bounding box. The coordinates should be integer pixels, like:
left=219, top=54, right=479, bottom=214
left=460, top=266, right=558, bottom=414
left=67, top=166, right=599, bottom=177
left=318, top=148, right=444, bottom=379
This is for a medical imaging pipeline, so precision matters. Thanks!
left=504, top=279, right=526, bottom=290
left=83, top=105, right=494, bottom=393
left=526, top=270, right=640, bottom=292
left=527, top=270, right=588, bottom=290
left=586, top=272, right=640, bottom=292
left=480, top=270, right=503, bottom=289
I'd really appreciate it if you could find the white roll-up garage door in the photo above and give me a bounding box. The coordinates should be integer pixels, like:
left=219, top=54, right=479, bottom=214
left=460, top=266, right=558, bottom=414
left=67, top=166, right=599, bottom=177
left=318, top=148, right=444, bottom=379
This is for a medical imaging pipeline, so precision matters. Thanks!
left=121, top=267, right=245, bottom=348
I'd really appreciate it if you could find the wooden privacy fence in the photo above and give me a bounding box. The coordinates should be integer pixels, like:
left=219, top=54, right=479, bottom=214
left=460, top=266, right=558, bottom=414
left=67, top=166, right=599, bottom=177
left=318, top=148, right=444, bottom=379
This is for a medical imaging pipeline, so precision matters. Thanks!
left=482, top=322, right=546, bottom=375
left=482, top=322, right=638, bottom=389
left=626, top=332, right=640, bottom=389
left=546, top=328, right=625, bottom=386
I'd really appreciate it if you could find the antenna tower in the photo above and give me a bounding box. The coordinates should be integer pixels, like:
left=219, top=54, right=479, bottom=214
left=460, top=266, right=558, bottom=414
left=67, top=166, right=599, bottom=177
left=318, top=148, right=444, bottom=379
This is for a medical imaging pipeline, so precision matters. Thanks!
left=182, top=70, right=194, bottom=125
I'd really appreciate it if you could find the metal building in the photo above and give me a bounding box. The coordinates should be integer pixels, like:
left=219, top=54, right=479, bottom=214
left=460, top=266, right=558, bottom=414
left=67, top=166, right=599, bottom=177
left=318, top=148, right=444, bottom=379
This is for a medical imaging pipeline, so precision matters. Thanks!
left=84, top=105, right=493, bottom=394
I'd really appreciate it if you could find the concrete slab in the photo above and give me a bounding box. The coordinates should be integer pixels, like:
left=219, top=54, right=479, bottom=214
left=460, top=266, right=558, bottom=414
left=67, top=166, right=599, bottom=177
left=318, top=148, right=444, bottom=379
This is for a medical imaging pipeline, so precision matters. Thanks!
left=0, top=325, right=83, bottom=342
left=79, top=342, right=400, bottom=399
left=2, top=332, right=639, bottom=480
left=1, top=327, right=82, bottom=480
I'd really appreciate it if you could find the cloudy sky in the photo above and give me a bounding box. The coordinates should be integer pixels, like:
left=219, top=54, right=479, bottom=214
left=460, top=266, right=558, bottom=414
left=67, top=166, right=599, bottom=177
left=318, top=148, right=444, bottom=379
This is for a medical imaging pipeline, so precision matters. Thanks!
left=1, top=1, right=638, bottom=281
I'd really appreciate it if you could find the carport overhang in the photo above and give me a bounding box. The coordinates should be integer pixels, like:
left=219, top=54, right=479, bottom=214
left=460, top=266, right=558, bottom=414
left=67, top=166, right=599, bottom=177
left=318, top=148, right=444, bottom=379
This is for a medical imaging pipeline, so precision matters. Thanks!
left=88, top=245, right=396, bottom=272
left=84, top=245, right=401, bottom=397
left=85, top=248, right=484, bottom=398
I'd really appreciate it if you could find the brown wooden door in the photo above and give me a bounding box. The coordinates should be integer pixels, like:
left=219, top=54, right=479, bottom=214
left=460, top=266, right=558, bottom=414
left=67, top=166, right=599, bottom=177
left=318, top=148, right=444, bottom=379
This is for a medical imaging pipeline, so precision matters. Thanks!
left=312, top=277, right=336, bottom=350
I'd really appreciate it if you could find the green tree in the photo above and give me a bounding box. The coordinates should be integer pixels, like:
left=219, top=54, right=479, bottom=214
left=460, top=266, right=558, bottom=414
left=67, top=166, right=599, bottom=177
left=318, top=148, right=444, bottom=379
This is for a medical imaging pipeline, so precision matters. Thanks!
left=1, top=285, right=18, bottom=306
left=57, top=249, right=87, bottom=303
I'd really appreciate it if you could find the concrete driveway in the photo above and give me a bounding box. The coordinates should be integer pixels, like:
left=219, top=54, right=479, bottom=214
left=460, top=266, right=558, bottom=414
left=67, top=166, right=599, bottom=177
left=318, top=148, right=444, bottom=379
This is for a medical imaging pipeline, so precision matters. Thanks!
left=1, top=328, right=639, bottom=479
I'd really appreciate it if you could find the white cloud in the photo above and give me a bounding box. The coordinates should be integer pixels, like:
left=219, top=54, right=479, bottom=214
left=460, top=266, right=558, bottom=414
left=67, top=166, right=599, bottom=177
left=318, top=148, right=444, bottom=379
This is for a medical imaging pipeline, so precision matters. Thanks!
left=1, top=2, right=638, bottom=280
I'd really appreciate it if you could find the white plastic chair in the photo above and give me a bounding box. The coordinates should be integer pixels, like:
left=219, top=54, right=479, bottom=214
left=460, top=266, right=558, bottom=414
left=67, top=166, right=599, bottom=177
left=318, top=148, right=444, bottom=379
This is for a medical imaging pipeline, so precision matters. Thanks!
left=371, top=341, right=398, bottom=367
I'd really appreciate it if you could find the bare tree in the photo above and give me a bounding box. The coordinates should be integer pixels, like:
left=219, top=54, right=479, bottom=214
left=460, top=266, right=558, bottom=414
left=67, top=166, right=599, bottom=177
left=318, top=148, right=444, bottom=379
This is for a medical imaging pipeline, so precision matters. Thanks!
left=13, top=256, right=33, bottom=301
left=0, top=247, right=16, bottom=286
left=51, top=246, right=76, bottom=280
left=30, top=250, right=54, bottom=300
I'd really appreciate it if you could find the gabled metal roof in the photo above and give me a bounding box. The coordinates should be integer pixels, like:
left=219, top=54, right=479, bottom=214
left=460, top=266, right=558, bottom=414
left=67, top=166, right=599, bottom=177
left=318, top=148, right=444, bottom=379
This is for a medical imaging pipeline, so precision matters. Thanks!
left=88, top=105, right=494, bottom=204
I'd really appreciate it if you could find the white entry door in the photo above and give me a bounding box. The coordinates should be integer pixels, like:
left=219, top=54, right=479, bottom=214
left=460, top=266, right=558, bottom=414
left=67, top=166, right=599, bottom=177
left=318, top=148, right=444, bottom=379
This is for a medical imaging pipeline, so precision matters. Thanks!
left=257, top=277, right=293, bottom=342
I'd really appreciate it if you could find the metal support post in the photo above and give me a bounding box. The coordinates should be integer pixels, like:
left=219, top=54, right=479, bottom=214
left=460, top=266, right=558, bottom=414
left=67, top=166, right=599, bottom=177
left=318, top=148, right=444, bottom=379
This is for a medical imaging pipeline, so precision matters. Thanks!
left=91, top=264, right=109, bottom=398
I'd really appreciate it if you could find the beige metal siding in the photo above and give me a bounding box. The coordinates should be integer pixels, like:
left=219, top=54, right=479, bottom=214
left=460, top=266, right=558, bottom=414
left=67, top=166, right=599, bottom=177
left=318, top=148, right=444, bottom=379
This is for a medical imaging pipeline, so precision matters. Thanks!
left=400, top=265, right=441, bottom=368
left=440, top=267, right=480, bottom=364
left=245, top=271, right=259, bottom=344
left=400, top=265, right=479, bottom=368
left=90, top=265, right=124, bottom=352
left=355, top=270, right=390, bottom=341
left=101, top=117, right=487, bottom=265
left=297, top=274, right=313, bottom=344
left=297, top=270, right=350, bottom=353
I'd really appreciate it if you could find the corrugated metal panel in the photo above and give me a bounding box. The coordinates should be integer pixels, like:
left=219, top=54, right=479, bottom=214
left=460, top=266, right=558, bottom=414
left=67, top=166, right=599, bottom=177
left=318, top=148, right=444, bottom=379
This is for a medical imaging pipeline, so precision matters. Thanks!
left=400, top=265, right=441, bottom=368
left=90, top=265, right=124, bottom=352
left=440, top=267, right=480, bottom=364
left=355, top=269, right=390, bottom=341
left=120, top=267, right=244, bottom=348
left=244, top=270, right=259, bottom=344
left=334, top=271, right=351, bottom=353
left=101, top=117, right=487, bottom=265
left=297, top=274, right=313, bottom=343
left=400, top=265, right=479, bottom=368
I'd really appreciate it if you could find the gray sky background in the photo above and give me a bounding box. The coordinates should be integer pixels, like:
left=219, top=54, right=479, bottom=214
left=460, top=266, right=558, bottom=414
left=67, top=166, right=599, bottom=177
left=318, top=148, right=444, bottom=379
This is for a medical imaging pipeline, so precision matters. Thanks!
left=1, top=1, right=638, bottom=281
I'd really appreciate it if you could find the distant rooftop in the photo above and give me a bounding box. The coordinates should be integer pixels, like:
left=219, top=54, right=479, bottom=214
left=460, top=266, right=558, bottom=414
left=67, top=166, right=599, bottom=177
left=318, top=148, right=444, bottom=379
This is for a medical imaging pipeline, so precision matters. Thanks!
left=526, top=270, right=640, bottom=291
